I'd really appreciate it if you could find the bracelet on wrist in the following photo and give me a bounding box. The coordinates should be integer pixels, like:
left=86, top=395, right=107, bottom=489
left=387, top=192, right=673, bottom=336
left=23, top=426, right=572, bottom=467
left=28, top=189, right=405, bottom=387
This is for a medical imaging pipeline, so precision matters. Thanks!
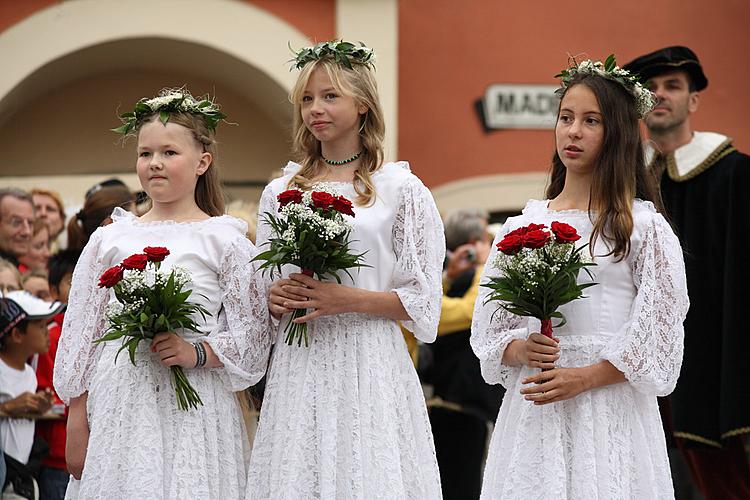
left=193, top=341, right=207, bottom=368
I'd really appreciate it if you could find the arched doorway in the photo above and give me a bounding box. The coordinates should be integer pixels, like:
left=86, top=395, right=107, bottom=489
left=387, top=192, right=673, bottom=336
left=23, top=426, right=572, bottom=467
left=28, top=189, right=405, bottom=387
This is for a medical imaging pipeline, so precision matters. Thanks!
left=0, top=0, right=310, bottom=205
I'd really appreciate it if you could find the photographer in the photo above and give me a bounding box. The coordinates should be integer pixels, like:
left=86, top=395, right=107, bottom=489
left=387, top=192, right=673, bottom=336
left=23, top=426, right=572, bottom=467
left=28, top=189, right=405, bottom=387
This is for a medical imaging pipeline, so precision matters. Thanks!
left=427, top=208, right=502, bottom=500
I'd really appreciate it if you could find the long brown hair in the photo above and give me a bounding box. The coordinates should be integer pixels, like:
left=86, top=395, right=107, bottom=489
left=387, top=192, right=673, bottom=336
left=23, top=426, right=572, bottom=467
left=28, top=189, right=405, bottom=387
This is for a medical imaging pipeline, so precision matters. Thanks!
left=546, top=74, right=663, bottom=260
left=67, top=186, right=134, bottom=250
left=136, top=112, right=225, bottom=217
left=288, top=58, right=385, bottom=206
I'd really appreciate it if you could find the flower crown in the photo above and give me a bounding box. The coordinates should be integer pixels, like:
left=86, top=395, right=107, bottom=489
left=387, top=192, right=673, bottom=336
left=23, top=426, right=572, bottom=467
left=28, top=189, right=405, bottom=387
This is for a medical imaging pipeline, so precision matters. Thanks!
left=554, top=54, right=656, bottom=118
left=112, top=88, right=227, bottom=135
left=291, top=40, right=375, bottom=71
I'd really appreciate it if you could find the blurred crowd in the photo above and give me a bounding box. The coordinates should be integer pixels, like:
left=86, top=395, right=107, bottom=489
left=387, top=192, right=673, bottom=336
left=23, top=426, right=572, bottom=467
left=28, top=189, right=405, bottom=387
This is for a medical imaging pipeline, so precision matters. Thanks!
left=0, top=181, right=263, bottom=499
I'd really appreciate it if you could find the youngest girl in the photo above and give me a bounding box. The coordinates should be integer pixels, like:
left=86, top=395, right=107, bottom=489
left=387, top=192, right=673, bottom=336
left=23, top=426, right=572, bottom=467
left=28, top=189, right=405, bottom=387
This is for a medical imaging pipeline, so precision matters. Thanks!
left=54, top=89, right=272, bottom=499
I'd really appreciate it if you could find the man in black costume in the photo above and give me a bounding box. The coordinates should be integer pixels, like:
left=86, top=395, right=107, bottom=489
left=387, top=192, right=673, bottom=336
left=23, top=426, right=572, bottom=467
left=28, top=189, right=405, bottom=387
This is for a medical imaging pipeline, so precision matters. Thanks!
left=625, top=46, right=750, bottom=500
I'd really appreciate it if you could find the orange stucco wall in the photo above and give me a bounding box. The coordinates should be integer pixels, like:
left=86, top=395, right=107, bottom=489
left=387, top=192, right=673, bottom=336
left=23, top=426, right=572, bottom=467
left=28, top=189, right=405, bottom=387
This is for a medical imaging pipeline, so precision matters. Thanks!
left=0, top=0, right=56, bottom=32
left=246, top=0, right=335, bottom=42
left=398, top=0, right=750, bottom=188
left=3, top=1, right=747, bottom=191
left=0, top=1, right=335, bottom=47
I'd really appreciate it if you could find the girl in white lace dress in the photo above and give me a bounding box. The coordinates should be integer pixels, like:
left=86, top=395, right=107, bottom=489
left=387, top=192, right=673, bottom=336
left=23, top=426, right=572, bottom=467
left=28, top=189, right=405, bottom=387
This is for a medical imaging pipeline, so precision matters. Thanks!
left=471, top=59, right=689, bottom=499
left=54, top=90, right=272, bottom=499
left=245, top=41, right=444, bottom=500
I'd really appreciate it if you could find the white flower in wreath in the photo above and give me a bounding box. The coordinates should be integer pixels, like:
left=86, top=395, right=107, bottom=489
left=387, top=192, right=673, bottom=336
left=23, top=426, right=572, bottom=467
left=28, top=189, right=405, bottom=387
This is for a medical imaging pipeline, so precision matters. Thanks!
left=146, top=95, right=179, bottom=110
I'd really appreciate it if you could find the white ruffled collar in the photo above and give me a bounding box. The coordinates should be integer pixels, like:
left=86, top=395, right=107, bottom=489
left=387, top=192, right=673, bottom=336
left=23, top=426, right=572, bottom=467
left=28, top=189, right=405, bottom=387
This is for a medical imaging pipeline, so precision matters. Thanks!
left=522, top=199, right=656, bottom=217
left=110, top=207, right=247, bottom=233
left=645, top=131, right=731, bottom=178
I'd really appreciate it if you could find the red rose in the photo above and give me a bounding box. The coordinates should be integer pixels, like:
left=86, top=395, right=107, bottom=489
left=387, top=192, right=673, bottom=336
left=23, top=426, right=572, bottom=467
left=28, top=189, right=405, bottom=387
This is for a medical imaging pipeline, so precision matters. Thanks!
left=497, top=234, right=523, bottom=255
left=143, top=246, right=170, bottom=262
left=506, top=227, right=528, bottom=238
left=277, top=189, right=303, bottom=208
left=121, top=254, right=148, bottom=270
left=331, top=196, right=355, bottom=217
left=506, top=223, right=545, bottom=239
left=550, top=221, right=581, bottom=243
left=98, top=265, right=124, bottom=288
left=522, top=229, right=550, bottom=249
left=311, top=191, right=335, bottom=210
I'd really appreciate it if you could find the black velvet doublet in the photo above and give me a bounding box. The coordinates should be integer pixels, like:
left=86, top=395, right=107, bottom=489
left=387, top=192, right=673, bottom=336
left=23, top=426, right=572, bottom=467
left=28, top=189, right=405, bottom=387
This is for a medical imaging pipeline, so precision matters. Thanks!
left=659, top=146, right=750, bottom=448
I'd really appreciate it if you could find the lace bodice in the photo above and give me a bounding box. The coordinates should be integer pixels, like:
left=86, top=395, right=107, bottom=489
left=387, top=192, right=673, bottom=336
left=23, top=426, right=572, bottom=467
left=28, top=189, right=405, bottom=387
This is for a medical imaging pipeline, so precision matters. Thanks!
left=256, top=161, right=445, bottom=341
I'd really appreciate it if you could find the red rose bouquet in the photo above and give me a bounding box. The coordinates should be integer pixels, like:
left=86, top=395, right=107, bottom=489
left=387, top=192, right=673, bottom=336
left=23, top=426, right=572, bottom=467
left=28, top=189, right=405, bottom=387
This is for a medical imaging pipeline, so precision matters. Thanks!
left=482, top=222, right=597, bottom=339
left=96, top=246, right=210, bottom=411
left=253, top=185, right=368, bottom=347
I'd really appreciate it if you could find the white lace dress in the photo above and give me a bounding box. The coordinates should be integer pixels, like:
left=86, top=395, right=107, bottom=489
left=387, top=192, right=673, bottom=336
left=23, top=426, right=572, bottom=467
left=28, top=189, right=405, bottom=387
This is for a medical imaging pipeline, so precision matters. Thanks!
left=471, top=199, right=689, bottom=500
left=245, top=162, right=445, bottom=500
left=54, top=208, right=272, bottom=500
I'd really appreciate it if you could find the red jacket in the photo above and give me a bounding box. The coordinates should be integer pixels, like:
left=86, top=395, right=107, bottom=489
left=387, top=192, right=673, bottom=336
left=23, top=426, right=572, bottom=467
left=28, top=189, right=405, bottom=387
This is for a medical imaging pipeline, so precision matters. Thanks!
left=35, top=312, right=68, bottom=471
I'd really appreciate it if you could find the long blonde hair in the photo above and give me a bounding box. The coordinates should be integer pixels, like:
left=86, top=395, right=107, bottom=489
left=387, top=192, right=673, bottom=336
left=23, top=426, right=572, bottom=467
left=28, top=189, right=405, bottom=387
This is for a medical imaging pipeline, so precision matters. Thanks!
left=288, top=59, right=385, bottom=206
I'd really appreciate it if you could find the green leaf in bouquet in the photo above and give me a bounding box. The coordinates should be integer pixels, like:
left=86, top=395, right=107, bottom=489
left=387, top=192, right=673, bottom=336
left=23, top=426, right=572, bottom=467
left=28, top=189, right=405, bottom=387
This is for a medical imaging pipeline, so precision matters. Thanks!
left=550, top=310, right=567, bottom=328
left=94, top=328, right=127, bottom=344
left=127, top=337, right=139, bottom=364
left=155, top=314, right=168, bottom=332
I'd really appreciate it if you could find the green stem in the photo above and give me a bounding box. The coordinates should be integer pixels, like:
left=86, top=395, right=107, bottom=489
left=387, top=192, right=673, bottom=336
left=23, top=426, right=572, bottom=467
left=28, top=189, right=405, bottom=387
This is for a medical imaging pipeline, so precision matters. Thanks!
left=170, top=366, right=203, bottom=411
left=283, top=308, right=309, bottom=347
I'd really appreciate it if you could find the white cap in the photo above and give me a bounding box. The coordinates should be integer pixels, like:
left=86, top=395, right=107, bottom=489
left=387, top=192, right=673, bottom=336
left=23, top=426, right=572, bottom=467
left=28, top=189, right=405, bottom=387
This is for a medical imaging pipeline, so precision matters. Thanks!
left=3, top=290, right=65, bottom=320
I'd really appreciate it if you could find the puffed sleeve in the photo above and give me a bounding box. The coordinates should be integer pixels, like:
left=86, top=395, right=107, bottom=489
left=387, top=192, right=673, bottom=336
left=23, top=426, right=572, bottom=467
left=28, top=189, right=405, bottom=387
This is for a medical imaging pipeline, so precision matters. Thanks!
left=600, top=213, right=689, bottom=396
left=388, top=176, right=445, bottom=343
left=54, top=230, right=110, bottom=404
left=203, top=235, right=273, bottom=391
left=470, top=224, right=528, bottom=387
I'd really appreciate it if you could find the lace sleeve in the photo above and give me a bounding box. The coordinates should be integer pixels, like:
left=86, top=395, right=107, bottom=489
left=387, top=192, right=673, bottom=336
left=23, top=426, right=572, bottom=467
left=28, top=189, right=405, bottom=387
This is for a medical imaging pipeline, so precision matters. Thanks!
left=204, top=236, right=273, bottom=392
left=53, top=230, right=110, bottom=404
left=389, top=176, right=445, bottom=343
left=470, top=228, right=528, bottom=387
left=600, top=214, right=689, bottom=396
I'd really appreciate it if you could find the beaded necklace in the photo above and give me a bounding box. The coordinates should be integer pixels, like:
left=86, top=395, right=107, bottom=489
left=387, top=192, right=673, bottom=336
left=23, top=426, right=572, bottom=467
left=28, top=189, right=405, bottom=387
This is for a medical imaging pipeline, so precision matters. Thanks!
left=322, top=151, right=362, bottom=166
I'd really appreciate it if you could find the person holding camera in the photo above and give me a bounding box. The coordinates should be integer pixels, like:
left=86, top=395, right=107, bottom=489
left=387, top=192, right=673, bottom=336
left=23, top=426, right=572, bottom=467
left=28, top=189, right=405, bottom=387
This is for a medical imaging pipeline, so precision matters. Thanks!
left=425, top=208, right=501, bottom=500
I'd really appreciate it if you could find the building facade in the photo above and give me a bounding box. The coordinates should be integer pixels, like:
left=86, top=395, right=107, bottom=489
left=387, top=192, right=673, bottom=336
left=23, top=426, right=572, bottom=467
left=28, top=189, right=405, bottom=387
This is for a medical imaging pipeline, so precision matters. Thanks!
left=1, top=0, right=748, bottom=216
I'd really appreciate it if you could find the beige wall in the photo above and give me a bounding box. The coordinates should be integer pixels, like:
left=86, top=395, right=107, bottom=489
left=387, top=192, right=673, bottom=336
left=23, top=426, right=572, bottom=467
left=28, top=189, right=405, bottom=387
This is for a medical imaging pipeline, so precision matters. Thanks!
left=0, top=0, right=314, bottom=206
left=0, top=69, right=289, bottom=204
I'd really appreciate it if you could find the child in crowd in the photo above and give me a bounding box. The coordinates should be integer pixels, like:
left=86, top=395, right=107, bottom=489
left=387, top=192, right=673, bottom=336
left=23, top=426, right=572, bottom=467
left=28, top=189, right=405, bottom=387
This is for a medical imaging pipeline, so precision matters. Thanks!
left=34, top=249, right=80, bottom=500
left=1, top=291, right=64, bottom=499
left=21, top=270, right=51, bottom=302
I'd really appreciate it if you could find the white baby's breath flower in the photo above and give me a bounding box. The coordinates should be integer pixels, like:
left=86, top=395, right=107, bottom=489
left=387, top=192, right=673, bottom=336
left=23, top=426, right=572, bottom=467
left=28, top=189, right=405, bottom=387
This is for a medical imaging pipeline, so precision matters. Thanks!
left=119, top=269, right=145, bottom=295
left=106, top=302, right=124, bottom=320
left=171, top=266, right=192, bottom=287
left=143, top=269, right=157, bottom=288
left=146, top=95, right=178, bottom=109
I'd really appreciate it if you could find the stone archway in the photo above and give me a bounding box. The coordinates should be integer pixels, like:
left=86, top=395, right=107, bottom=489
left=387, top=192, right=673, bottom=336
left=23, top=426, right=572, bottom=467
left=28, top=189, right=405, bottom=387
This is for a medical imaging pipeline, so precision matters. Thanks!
left=0, top=0, right=311, bottom=204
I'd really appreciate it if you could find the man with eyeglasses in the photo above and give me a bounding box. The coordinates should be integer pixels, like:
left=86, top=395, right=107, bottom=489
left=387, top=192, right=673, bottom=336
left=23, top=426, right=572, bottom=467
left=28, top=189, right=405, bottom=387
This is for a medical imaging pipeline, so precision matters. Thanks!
left=0, top=189, right=35, bottom=268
